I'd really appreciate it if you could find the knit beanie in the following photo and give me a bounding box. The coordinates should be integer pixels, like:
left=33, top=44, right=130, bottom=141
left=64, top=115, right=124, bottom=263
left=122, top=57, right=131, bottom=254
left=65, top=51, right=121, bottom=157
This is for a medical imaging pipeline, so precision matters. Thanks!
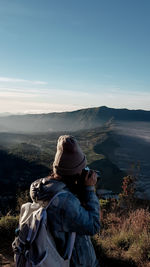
left=53, top=135, right=86, bottom=176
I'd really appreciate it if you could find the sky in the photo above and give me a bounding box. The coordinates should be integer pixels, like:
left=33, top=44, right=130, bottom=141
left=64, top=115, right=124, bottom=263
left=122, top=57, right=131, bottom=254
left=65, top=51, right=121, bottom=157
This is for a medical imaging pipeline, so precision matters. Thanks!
left=0, top=0, right=150, bottom=114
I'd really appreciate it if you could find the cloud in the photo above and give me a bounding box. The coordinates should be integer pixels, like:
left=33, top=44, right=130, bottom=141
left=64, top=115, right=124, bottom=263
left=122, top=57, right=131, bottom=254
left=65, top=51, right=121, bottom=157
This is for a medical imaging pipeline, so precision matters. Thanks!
left=0, top=86, right=90, bottom=98
left=0, top=83, right=150, bottom=114
left=0, top=76, right=48, bottom=85
left=0, top=91, right=36, bottom=99
left=23, top=103, right=84, bottom=114
left=33, top=81, right=48, bottom=85
left=0, top=98, right=84, bottom=114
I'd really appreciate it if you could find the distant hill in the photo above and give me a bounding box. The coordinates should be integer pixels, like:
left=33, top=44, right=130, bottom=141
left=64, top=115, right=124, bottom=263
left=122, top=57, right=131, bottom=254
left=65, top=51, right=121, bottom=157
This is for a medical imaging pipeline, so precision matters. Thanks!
left=0, top=112, right=12, bottom=117
left=0, top=106, right=150, bottom=133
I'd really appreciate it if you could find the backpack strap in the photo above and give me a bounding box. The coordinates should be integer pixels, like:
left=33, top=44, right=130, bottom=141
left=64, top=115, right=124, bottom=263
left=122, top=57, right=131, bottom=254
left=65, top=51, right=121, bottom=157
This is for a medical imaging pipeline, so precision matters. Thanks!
left=64, top=232, right=76, bottom=260
left=47, top=190, right=76, bottom=260
left=46, top=190, right=68, bottom=209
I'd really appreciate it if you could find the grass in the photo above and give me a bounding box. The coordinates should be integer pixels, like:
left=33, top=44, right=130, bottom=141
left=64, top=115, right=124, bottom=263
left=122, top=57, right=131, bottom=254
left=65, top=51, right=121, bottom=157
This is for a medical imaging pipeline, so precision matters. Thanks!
left=0, top=216, right=19, bottom=240
left=0, top=215, right=18, bottom=266
left=0, top=203, right=150, bottom=267
left=93, top=205, right=150, bottom=267
left=1, top=176, right=149, bottom=267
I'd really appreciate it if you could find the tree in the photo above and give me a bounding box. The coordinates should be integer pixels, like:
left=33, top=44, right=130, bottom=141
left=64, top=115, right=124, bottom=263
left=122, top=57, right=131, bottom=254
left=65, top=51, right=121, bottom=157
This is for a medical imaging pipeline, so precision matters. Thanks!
left=119, top=175, right=136, bottom=209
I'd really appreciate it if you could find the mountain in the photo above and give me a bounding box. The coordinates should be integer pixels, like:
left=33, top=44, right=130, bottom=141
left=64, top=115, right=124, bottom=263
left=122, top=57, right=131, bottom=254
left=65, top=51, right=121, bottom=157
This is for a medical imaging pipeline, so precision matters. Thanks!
left=0, top=112, right=12, bottom=117
left=0, top=106, right=150, bottom=133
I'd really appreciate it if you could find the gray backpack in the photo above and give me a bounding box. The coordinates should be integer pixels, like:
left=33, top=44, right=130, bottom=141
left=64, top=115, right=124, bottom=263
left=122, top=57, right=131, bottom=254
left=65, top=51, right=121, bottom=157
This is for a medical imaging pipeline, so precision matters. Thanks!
left=12, top=191, right=76, bottom=267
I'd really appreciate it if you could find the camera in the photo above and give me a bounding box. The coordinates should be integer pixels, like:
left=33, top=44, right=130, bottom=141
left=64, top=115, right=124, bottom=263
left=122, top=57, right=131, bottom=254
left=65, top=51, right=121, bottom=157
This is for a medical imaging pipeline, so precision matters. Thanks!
left=81, top=166, right=101, bottom=181
left=75, top=166, right=101, bottom=202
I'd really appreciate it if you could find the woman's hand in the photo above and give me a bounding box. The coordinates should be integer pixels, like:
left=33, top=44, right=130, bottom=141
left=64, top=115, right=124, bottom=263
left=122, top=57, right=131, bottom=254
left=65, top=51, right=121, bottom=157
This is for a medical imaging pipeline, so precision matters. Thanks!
left=84, top=170, right=97, bottom=186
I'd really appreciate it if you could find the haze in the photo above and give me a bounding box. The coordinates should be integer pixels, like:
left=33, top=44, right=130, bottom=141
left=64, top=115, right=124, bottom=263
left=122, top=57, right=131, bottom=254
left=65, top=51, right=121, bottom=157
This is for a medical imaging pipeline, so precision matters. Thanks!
left=0, top=0, right=150, bottom=114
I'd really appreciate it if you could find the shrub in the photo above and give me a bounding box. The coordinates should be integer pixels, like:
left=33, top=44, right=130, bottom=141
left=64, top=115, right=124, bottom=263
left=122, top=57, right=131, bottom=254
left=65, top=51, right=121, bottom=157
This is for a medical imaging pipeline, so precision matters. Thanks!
left=127, top=209, right=150, bottom=233
left=126, top=232, right=150, bottom=264
left=112, top=231, right=134, bottom=250
left=0, top=215, right=18, bottom=242
left=93, top=207, right=150, bottom=267
left=16, top=189, right=31, bottom=212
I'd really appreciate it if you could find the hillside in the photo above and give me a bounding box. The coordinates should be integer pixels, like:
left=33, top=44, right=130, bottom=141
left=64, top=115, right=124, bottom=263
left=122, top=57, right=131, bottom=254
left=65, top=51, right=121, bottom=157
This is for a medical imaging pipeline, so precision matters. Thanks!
left=0, top=125, right=125, bottom=214
left=0, top=106, right=150, bottom=133
left=110, top=121, right=150, bottom=200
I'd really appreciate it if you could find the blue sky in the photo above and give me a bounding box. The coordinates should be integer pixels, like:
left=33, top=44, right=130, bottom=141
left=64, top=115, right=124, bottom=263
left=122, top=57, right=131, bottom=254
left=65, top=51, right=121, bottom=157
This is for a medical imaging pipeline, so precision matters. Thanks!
left=0, top=0, right=150, bottom=113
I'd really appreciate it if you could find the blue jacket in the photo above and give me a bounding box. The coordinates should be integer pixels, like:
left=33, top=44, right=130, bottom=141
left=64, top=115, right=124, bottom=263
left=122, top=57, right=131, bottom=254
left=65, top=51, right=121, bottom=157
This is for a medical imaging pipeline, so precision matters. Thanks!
left=30, top=176, right=100, bottom=267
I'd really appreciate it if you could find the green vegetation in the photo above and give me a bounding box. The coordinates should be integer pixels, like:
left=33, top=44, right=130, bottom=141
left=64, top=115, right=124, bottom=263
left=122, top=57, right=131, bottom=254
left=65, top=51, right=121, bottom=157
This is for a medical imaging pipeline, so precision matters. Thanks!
left=0, top=125, right=124, bottom=213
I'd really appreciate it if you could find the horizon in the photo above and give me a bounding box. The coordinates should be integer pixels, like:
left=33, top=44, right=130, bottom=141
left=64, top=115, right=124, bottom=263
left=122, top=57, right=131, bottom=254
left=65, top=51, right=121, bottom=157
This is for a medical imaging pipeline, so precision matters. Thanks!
left=0, top=105, right=150, bottom=117
left=0, top=0, right=150, bottom=113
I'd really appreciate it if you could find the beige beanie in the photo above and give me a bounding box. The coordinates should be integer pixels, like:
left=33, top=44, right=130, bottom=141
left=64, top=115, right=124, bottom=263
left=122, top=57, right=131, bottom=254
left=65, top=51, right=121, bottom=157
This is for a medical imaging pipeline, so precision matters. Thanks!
left=53, top=135, right=86, bottom=176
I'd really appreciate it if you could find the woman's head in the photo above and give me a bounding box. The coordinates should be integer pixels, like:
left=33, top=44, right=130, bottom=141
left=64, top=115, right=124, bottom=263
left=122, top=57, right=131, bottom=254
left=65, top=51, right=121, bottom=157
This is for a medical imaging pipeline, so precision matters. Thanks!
left=53, top=135, right=86, bottom=177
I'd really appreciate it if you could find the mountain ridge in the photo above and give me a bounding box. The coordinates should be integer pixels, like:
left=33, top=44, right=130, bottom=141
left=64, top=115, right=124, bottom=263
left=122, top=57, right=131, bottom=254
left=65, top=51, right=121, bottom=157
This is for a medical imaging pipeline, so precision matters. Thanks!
left=0, top=106, right=150, bottom=133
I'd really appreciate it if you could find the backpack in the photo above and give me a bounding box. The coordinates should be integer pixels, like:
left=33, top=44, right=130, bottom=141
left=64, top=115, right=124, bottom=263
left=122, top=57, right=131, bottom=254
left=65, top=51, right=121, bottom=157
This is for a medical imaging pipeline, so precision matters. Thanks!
left=12, top=191, right=76, bottom=267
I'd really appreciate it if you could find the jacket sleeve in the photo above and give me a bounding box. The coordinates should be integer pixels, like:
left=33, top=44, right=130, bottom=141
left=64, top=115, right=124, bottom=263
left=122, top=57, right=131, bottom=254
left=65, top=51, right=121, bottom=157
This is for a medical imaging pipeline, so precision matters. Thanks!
left=61, top=187, right=100, bottom=235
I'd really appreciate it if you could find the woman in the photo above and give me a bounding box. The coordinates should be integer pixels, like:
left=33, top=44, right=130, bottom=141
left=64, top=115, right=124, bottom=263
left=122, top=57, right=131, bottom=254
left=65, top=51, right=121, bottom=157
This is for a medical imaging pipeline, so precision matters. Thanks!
left=30, top=135, right=100, bottom=267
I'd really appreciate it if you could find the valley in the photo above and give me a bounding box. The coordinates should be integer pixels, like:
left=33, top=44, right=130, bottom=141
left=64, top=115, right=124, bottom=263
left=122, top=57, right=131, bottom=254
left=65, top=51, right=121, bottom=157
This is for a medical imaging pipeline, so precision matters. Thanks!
left=110, top=122, right=150, bottom=199
left=0, top=125, right=124, bottom=213
left=0, top=106, right=150, bottom=213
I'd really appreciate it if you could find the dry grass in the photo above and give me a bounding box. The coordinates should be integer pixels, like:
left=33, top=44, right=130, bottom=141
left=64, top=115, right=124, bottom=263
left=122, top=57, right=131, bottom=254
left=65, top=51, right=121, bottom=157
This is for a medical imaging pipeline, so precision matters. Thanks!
left=93, top=207, right=150, bottom=267
left=0, top=203, right=150, bottom=267
left=0, top=215, right=18, bottom=266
